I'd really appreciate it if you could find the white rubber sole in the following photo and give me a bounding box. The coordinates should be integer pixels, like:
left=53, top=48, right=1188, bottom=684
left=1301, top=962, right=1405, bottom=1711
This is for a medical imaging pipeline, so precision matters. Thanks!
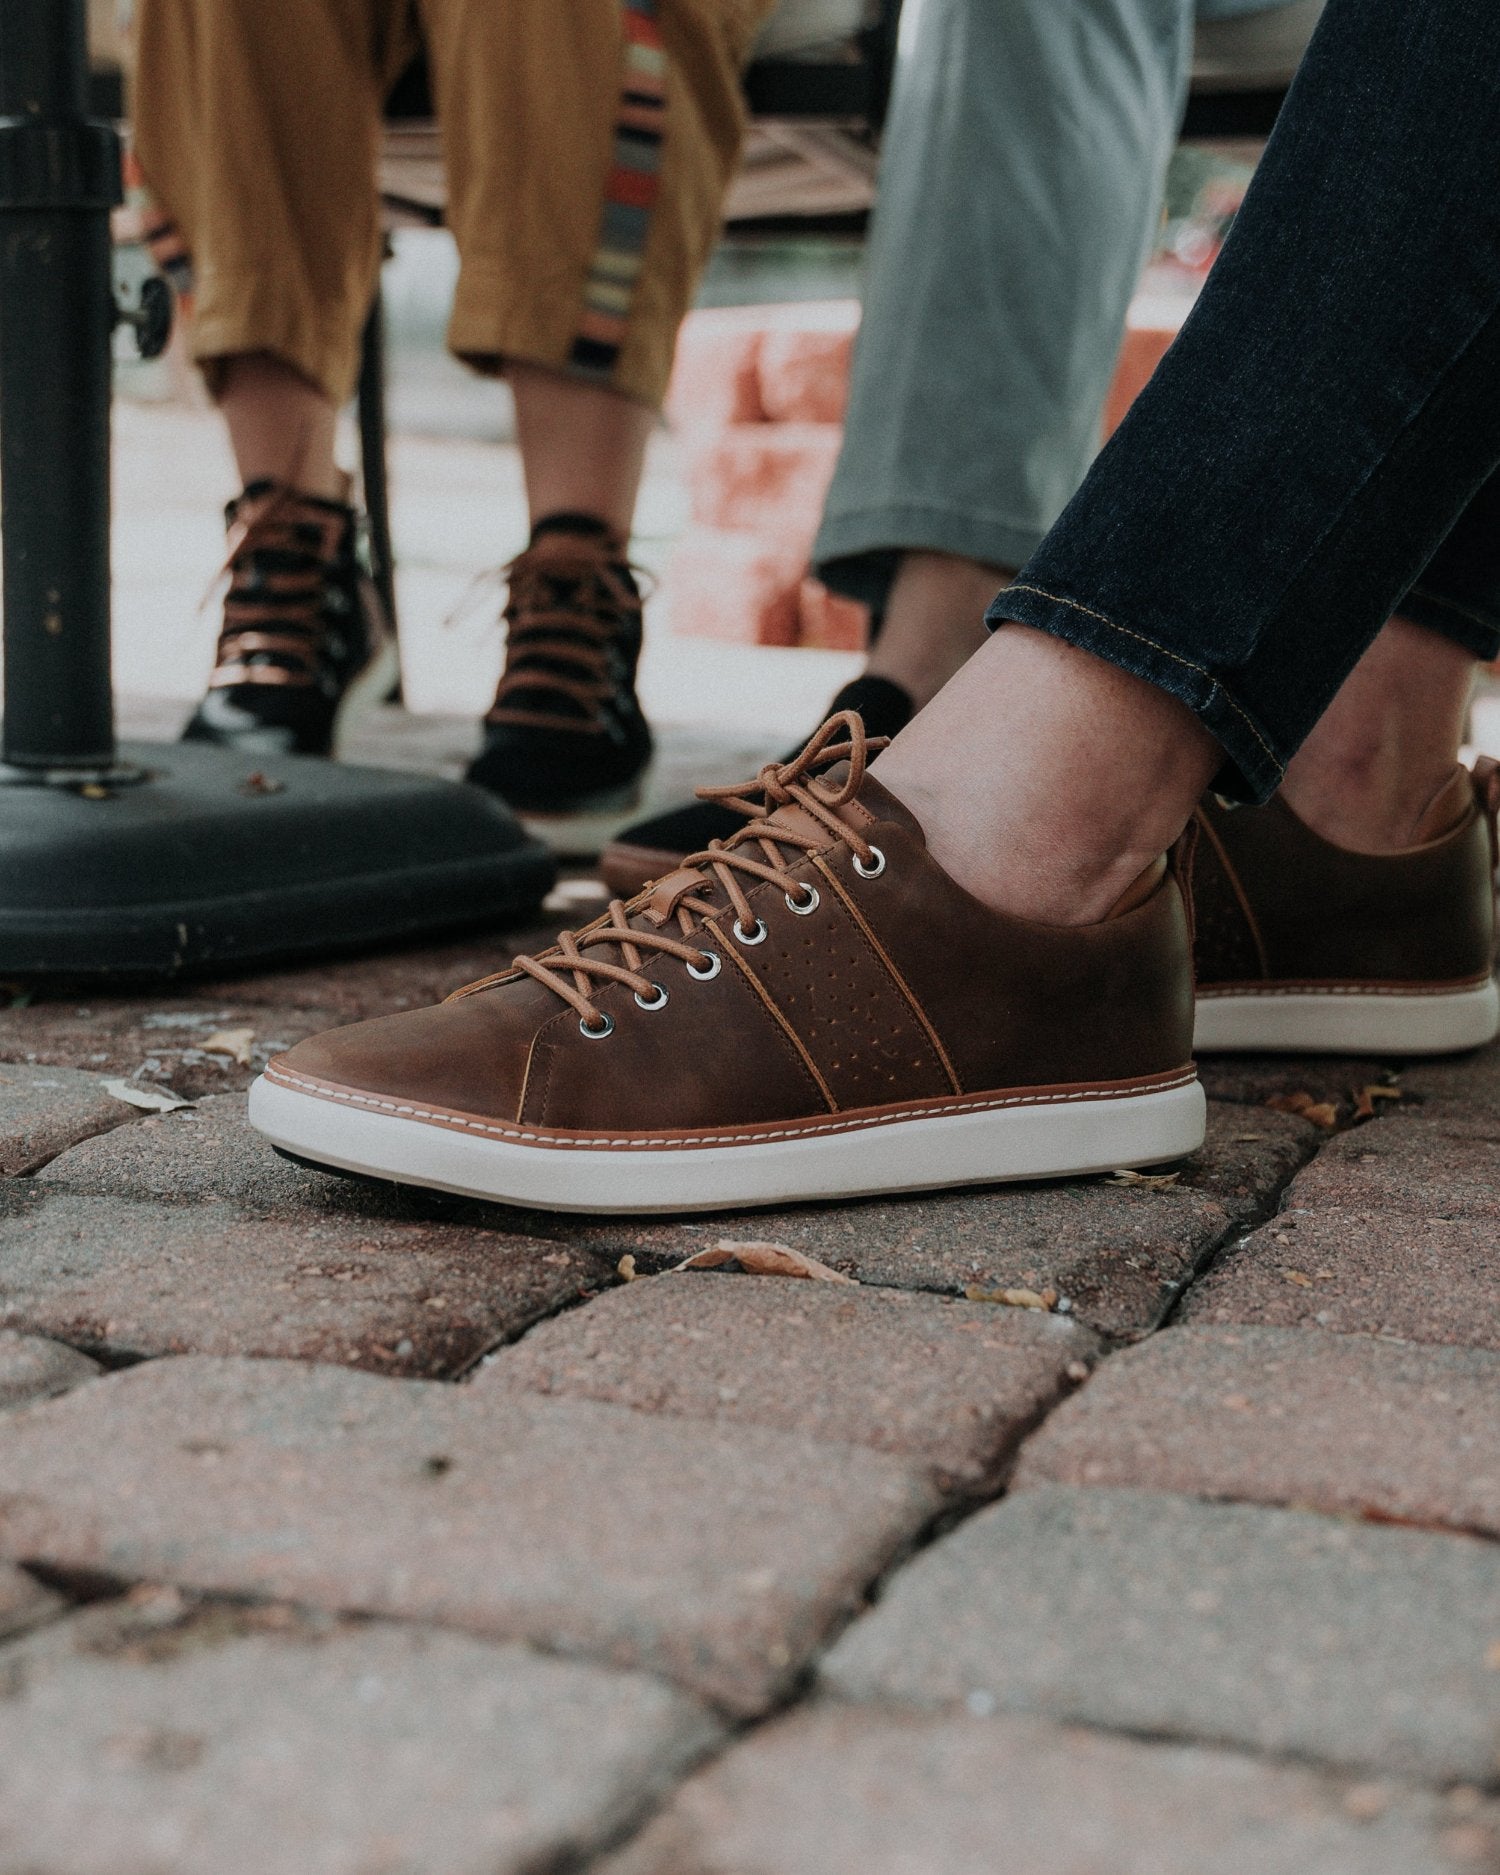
left=249, top=1070, right=1206, bottom=1216
left=1193, top=978, right=1500, bottom=1056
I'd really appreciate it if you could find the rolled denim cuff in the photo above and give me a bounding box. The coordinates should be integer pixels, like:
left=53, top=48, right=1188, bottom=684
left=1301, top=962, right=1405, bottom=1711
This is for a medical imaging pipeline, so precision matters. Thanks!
left=987, top=577, right=1287, bottom=805
left=1398, top=585, right=1500, bottom=662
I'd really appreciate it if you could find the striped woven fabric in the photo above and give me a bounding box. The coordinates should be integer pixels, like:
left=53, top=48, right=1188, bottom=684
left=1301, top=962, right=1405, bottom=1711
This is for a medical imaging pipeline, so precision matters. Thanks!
left=569, top=0, right=667, bottom=379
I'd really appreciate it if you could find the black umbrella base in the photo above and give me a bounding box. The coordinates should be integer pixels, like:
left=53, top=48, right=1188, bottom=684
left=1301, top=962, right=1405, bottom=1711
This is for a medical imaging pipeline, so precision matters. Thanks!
left=0, top=740, right=558, bottom=978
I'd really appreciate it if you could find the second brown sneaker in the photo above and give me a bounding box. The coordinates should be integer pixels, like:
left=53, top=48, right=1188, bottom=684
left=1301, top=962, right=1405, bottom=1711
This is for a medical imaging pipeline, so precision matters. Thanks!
left=1192, top=765, right=1499, bottom=1055
left=249, top=714, right=1203, bottom=1214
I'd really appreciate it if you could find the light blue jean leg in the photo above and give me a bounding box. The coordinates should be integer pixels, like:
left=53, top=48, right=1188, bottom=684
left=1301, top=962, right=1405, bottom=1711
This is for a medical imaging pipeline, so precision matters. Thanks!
left=814, top=0, right=1195, bottom=611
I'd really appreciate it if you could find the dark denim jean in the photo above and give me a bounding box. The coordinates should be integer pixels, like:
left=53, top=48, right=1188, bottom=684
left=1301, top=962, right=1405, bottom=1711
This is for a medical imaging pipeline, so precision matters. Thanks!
left=991, top=0, right=1500, bottom=802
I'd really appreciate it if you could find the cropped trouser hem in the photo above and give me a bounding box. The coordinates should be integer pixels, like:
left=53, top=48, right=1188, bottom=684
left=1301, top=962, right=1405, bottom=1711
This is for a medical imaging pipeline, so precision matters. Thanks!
left=191, top=269, right=382, bottom=407
left=813, top=502, right=1047, bottom=614
left=445, top=260, right=663, bottom=411
left=990, top=580, right=1286, bottom=804
left=133, top=0, right=769, bottom=416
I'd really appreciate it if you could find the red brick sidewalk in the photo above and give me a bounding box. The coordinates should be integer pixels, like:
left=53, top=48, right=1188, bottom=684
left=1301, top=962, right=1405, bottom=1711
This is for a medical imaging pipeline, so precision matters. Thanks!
left=0, top=925, right=1496, bottom=1872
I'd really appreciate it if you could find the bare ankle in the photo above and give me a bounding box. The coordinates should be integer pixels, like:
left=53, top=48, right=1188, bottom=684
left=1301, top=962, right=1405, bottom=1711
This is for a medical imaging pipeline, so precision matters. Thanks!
left=872, top=624, right=1219, bottom=926
left=1280, top=614, right=1475, bottom=852
left=1281, top=752, right=1467, bottom=851
left=863, top=552, right=1013, bottom=710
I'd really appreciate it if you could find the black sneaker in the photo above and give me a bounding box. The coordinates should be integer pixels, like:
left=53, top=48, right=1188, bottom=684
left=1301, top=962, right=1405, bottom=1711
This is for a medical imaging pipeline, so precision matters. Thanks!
left=181, top=480, right=394, bottom=758
left=465, top=513, right=653, bottom=852
left=598, top=672, right=914, bottom=897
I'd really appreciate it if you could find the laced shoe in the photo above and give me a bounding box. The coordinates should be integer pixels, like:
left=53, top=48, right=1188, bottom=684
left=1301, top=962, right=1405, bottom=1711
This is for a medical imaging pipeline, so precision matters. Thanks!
left=1192, top=763, right=1500, bottom=1054
left=181, top=480, right=394, bottom=757
left=465, top=513, right=653, bottom=850
left=250, top=712, right=1204, bottom=1215
left=599, top=674, right=915, bottom=898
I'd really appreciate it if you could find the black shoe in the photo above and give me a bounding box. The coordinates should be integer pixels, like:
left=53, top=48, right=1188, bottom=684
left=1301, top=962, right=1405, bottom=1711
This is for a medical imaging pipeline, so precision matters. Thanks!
left=599, top=672, right=914, bottom=897
left=181, top=480, right=394, bottom=758
left=465, top=513, right=654, bottom=851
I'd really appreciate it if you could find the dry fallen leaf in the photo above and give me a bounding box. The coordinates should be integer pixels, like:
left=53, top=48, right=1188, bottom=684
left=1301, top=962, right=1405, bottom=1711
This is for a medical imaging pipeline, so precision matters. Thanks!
left=1280, top=1268, right=1315, bottom=1288
left=201, top=1027, right=256, bottom=1066
left=101, top=1078, right=190, bottom=1113
left=964, top=1285, right=1057, bottom=1311
left=673, top=1240, right=857, bottom=1284
left=1266, top=1091, right=1339, bottom=1129
left=1351, top=1081, right=1404, bottom=1122
left=1105, top=1169, right=1181, bottom=1189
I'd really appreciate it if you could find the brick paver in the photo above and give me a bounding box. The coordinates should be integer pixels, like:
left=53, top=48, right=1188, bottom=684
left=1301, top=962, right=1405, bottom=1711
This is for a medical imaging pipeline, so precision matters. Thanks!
left=1400, top=1044, right=1500, bottom=1110
left=0, top=1062, right=136, bottom=1175
left=1185, top=1207, right=1500, bottom=1350
left=1195, top=1051, right=1395, bottom=1113
left=34, top=1092, right=396, bottom=1215
left=821, top=1486, right=1500, bottom=1782
left=0, top=1357, right=940, bottom=1715
left=0, top=1181, right=605, bottom=1376
left=600, top=1705, right=1496, bottom=1875
left=541, top=1105, right=1308, bottom=1340
left=1167, top=1101, right=1318, bottom=1219
left=0, top=1592, right=717, bottom=1875
left=0, top=928, right=570, bottom=1101
left=476, top=1275, right=1100, bottom=1494
left=0, top=1331, right=100, bottom=1410
left=0, top=1561, right=62, bottom=1640
left=0, top=996, right=344, bottom=1100
left=3, top=871, right=1497, bottom=1858
left=1013, top=1324, right=1500, bottom=1535
left=1290, top=1110, right=1500, bottom=1219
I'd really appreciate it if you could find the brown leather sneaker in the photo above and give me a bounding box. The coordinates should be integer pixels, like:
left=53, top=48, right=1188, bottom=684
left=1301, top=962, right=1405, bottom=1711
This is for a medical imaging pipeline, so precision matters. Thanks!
left=249, top=715, right=1203, bottom=1214
left=1192, top=765, right=1500, bottom=1055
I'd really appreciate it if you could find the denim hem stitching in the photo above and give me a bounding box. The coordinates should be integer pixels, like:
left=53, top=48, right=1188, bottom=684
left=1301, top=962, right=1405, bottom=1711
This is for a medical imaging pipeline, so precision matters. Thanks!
left=1002, top=582, right=1284, bottom=776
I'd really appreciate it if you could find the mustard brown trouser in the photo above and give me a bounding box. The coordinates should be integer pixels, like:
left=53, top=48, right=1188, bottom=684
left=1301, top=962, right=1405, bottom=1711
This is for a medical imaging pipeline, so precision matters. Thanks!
left=132, top=0, right=771, bottom=409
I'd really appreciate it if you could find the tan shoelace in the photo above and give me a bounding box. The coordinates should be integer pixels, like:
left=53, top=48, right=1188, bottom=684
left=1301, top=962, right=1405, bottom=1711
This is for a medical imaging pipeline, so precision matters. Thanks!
left=486, top=546, right=643, bottom=734
left=451, top=711, right=888, bottom=1030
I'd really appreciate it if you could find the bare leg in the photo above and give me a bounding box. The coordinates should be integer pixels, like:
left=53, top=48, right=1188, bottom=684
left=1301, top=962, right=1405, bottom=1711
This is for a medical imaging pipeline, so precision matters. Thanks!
left=509, top=363, right=655, bottom=538
left=873, top=624, right=1219, bottom=926
left=874, top=606, right=1479, bottom=929
left=863, top=551, right=1014, bottom=709
left=217, top=352, right=345, bottom=501
left=1279, top=614, right=1476, bottom=851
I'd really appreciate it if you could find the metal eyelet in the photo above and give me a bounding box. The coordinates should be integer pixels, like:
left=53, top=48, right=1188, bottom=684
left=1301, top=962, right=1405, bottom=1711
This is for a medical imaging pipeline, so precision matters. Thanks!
left=733, top=917, right=768, bottom=946
left=579, top=1012, right=614, bottom=1040
left=634, top=982, right=669, bottom=1011
left=785, top=883, right=820, bottom=916
left=686, top=949, right=722, bottom=981
left=853, top=845, right=887, bottom=880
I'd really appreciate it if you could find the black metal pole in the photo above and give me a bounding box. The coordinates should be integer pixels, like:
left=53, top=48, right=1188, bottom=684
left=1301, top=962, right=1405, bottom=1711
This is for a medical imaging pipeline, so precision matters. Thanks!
left=0, top=0, right=121, bottom=770
left=358, top=281, right=402, bottom=663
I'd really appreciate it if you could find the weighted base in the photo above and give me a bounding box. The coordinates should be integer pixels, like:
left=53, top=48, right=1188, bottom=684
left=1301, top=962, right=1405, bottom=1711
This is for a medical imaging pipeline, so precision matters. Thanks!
left=0, top=741, right=558, bottom=978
